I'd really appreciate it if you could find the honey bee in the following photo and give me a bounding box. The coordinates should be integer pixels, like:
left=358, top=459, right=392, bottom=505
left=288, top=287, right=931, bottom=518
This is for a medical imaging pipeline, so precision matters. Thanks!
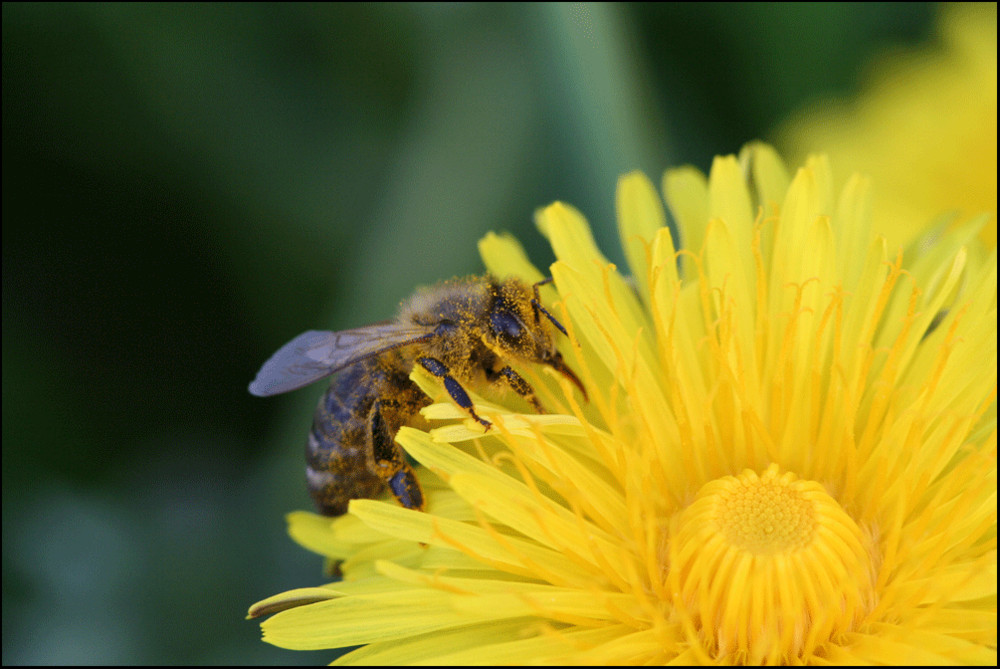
left=249, top=275, right=585, bottom=516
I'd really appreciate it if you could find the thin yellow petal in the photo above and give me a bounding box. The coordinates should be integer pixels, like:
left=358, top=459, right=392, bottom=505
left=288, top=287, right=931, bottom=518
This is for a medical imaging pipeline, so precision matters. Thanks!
left=260, top=588, right=501, bottom=650
left=248, top=587, right=342, bottom=619
left=740, top=141, right=791, bottom=219
left=349, top=496, right=600, bottom=590
left=708, top=155, right=755, bottom=251
left=421, top=624, right=636, bottom=666
left=834, top=172, right=875, bottom=287
left=478, top=231, right=546, bottom=284
left=541, top=201, right=654, bottom=348
left=662, top=164, right=709, bottom=275
left=617, top=170, right=668, bottom=306
left=285, top=511, right=346, bottom=558
left=331, top=618, right=550, bottom=666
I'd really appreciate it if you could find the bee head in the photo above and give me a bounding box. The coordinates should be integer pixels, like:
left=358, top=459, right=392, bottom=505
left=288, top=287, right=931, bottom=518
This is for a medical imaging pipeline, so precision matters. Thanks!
left=489, top=296, right=536, bottom=354
left=487, top=278, right=572, bottom=359
left=486, top=277, right=587, bottom=400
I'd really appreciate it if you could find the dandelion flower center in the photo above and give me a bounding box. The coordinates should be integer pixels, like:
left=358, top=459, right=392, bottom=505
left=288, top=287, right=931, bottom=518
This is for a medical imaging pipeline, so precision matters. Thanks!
left=717, top=467, right=816, bottom=554
left=672, top=464, right=875, bottom=663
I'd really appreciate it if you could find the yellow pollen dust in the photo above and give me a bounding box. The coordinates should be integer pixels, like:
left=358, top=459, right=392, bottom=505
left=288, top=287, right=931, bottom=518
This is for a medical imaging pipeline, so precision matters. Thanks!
left=670, top=464, right=874, bottom=663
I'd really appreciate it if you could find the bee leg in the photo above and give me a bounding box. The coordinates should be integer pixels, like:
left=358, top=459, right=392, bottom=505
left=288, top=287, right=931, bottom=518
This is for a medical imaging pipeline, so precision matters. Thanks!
left=370, top=399, right=425, bottom=511
left=418, top=356, right=492, bottom=429
left=492, top=366, right=545, bottom=413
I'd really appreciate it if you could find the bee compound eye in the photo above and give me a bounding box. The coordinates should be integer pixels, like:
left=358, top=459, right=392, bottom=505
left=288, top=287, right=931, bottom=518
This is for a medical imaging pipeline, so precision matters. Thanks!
left=490, top=311, right=524, bottom=340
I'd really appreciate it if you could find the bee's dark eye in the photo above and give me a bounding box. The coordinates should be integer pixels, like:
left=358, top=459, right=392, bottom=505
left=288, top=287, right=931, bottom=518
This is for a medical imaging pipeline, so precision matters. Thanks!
left=490, top=311, right=524, bottom=340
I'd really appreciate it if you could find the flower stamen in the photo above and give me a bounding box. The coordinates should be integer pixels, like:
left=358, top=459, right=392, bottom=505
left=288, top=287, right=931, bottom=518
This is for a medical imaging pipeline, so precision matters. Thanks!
left=671, top=464, right=875, bottom=662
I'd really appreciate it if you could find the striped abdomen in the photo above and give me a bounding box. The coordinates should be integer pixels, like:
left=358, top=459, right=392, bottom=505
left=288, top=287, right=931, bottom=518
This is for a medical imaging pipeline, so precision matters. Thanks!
left=305, top=362, right=384, bottom=516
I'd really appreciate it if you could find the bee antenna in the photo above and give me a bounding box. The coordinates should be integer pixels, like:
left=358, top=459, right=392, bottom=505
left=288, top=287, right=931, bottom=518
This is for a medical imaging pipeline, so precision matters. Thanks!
left=531, top=277, right=568, bottom=337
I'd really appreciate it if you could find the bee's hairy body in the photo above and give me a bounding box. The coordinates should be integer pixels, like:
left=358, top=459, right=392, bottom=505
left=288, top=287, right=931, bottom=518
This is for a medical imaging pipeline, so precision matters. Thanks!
left=307, top=355, right=429, bottom=516
left=250, top=275, right=584, bottom=517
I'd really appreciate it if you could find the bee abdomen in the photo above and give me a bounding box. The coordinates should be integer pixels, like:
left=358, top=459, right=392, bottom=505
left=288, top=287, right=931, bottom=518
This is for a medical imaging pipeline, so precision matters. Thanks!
left=305, top=370, right=384, bottom=516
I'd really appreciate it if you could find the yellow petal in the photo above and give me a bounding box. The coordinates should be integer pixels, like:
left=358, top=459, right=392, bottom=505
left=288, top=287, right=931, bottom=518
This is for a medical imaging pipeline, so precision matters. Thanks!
left=247, top=587, right=342, bottom=619
left=663, top=165, right=709, bottom=277
left=617, top=170, right=667, bottom=306
left=477, top=231, right=546, bottom=284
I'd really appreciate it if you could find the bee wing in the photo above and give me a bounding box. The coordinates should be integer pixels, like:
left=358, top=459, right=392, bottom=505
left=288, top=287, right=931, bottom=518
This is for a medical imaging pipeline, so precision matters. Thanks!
left=248, top=325, right=435, bottom=397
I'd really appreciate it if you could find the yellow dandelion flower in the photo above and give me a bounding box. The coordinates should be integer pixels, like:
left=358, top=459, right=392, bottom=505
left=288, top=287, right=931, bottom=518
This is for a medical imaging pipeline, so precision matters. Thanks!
left=780, top=3, right=997, bottom=249
left=250, top=144, right=997, bottom=665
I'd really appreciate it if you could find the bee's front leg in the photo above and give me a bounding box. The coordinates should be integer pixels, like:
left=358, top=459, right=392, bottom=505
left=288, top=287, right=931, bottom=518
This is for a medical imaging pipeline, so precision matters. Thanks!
left=417, top=357, right=492, bottom=429
left=370, top=399, right=424, bottom=511
left=489, top=366, right=545, bottom=414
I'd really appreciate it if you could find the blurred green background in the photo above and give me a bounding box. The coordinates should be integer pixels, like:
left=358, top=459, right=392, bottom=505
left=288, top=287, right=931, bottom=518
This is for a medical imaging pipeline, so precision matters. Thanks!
left=3, top=3, right=939, bottom=664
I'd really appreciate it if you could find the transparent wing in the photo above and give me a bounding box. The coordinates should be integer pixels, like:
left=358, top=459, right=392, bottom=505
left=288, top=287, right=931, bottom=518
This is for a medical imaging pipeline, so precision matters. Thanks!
left=248, top=324, right=434, bottom=397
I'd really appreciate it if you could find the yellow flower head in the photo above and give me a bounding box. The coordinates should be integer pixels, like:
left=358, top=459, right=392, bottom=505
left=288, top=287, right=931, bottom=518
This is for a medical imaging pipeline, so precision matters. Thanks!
left=250, top=144, right=996, bottom=665
left=780, top=3, right=997, bottom=249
